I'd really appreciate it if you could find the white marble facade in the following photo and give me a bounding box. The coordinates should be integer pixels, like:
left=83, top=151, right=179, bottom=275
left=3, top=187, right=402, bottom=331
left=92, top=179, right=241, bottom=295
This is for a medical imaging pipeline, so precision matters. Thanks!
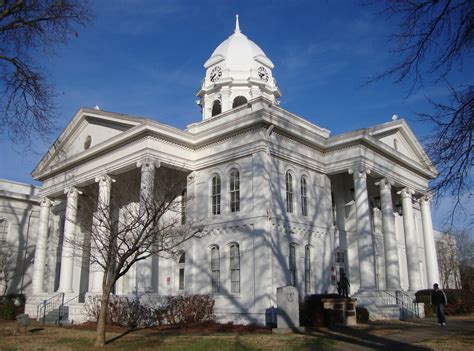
left=23, top=18, right=441, bottom=324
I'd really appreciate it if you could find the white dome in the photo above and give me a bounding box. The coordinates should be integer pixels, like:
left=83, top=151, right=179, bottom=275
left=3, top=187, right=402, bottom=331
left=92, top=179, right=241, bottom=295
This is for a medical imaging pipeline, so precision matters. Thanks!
left=205, top=16, right=274, bottom=71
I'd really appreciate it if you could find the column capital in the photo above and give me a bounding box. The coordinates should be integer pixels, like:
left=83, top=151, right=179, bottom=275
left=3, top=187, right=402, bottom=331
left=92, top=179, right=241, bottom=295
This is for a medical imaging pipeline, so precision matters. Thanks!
left=136, top=157, right=160, bottom=172
left=399, top=187, right=414, bottom=199
left=64, top=186, right=83, bottom=196
left=376, top=178, right=394, bottom=191
left=40, top=197, right=54, bottom=208
left=419, top=193, right=433, bottom=205
left=348, top=167, right=371, bottom=179
left=95, top=174, right=115, bottom=187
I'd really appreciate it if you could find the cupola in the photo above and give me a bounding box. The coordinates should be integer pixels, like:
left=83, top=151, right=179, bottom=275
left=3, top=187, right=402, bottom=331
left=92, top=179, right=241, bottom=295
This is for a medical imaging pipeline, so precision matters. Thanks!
left=197, top=15, right=281, bottom=120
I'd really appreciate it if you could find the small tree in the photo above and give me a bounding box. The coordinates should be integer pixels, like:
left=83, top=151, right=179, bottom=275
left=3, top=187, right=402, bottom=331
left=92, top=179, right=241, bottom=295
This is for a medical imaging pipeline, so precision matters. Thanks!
left=67, top=167, right=203, bottom=346
left=453, top=229, right=474, bottom=291
left=0, top=243, right=14, bottom=298
left=436, top=231, right=461, bottom=289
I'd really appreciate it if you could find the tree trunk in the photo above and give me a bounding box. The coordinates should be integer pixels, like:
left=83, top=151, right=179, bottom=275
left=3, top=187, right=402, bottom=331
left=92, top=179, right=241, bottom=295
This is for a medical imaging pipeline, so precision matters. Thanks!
left=95, top=288, right=111, bottom=347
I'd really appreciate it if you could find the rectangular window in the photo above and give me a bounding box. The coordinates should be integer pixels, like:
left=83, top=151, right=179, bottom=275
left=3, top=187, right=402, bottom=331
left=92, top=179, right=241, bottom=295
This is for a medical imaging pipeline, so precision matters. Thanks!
left=0, top=219, right=7, bottom=245
left=230, top=244, right=240, bottom=293
left=305, top=246, right=311, bottom=293
left=289, top=244, right=296, bottom=287
left=181, top=190, right=187, bottom=225
left=230, top=170, right=240, bottom=212
left=212, top=176, right=221, bottom=215
left=211, top=246, right=220, bottom=293
left=179, top=268, right=185, bottom=290
left=301, top=177, right=308, bottom=217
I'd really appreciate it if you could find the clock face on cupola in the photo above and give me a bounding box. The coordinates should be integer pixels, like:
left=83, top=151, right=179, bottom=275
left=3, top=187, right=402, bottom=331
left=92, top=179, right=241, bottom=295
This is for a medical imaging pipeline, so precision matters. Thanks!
left=197, top=15, right=282, bottom=120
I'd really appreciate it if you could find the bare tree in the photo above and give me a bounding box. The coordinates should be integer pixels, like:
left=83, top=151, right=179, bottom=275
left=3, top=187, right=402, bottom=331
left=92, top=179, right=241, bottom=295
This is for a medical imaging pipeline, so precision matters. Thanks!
left=453, top=229, right=474, bottom=291
left=0, top=242, right=14, bottom=297
left=436, top=231, right=461, bottom=289
left=67, top=168, right=203, bottom=347
left=0, top=0, right=91, bottom=146
left=370, top=1, right=473, bottom=223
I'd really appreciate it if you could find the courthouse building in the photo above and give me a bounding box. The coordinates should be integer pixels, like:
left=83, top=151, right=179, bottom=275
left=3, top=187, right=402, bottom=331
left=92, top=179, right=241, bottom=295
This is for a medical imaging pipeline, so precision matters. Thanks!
left=5, top=17, right=442, bottom=323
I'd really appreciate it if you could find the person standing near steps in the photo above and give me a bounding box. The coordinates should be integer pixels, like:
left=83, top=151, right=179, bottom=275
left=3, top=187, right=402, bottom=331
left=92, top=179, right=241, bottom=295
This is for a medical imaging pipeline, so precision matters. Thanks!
left=431, top=283, right=447, bottom=326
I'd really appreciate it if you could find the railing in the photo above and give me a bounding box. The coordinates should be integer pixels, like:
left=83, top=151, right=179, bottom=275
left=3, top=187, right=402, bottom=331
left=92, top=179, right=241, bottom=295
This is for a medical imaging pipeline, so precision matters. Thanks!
left=380, top=290, right=397, bottom=306
left=64, top=291, right=87, bottom=305
left=396, top=290, right=420, bottom=319
left=36, top=292, right=65, bottom=325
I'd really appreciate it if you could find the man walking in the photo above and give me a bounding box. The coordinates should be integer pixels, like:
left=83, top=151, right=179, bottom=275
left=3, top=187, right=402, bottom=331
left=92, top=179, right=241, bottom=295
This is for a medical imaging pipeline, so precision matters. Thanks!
left=431, top=283, right=447, bottom=326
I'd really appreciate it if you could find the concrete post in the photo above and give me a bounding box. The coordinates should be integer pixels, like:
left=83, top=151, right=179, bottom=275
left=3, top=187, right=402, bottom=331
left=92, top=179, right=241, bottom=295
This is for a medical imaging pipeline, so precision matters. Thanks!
left=32, top=197, right=53, bottom=294
left=400, top=188, right=422, bottom=292
left=350, top=168, right=376, bottom=291
left=58, top=187, right=82, bottom=293
left=378, top=179, right=401, bottom=290
left=420, top=196, right=440, bottom=287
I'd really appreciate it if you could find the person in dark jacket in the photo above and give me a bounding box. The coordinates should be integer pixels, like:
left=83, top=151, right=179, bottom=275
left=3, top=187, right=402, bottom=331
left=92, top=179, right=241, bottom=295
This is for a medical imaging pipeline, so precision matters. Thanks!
left=340, top=272, right=350, bottom=298
left=431, top=283, right=447, bottom=326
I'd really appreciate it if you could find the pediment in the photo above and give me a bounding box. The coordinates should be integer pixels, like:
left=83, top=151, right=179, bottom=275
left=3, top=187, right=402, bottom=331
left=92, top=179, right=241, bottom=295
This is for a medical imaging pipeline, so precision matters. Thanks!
left=371, top=120, right=436, bottom=175
left=32, top=108, right=143, bottom=178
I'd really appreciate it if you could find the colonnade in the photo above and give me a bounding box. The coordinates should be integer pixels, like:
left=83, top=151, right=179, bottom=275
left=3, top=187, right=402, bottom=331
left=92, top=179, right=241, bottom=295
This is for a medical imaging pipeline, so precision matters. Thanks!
left=349, top=167, right=440, bottom=292
left=31, top=157, right=161, bottom=295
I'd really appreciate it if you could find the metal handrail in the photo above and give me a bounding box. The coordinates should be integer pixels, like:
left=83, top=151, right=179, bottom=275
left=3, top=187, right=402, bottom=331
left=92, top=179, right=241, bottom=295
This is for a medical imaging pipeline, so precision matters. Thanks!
left=36, top=292, right=65, bottom=325
left=64, top=291, right=87, bottom=305
left=380, top=290, right=397, bottom=305
left=396, top=290, right=419, bottom=319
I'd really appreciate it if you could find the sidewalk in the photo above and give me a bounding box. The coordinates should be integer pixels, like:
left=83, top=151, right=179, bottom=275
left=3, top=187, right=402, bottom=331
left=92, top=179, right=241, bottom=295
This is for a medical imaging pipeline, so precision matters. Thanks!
left=304, top=314, right=474, bottom=350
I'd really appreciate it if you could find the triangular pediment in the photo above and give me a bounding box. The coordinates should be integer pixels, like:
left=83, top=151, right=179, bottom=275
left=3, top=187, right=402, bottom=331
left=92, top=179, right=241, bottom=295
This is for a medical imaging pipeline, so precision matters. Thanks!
left=370, top=120, right=437, bottom=175
left=32, top=108, right=144, bottom=178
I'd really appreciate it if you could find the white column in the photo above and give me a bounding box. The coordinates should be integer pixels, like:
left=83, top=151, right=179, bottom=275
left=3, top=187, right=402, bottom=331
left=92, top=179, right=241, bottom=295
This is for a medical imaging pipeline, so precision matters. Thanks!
left=32, top=197, right=53, bottom=294
left=420, top=195, right=440, bottom=287
left=350, top=168, right=377, bottom=291
left=58, top=187, right=82, bottom=293
left=400, top=188, right=422, bottom=291
left=135, top=158, right=159, bottom=293
left=90, top=175, right=114, bottom=293
left=378, top=179, right=400, bottom=290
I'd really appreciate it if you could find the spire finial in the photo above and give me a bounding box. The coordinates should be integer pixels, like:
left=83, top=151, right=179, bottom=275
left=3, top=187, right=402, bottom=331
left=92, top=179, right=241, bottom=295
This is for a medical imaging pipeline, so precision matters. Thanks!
left=235, top=14, right=241, bottom=33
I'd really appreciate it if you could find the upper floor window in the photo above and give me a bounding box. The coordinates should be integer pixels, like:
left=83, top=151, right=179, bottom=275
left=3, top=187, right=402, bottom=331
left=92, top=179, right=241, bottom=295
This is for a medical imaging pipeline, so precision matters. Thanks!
left=211, top=175, right=221, bottom=215
left=229, top=243, right=240, bottom=293
left=212, top=100, right=222, bottom=117
left=229, top=170, right=240, bottom=212
left=289, top=244, right=297, bottom=287
left=210, top=246, right=220, bottom=293
left=178, top=252, right=185, bottom=290
left=0, top=218, right=8, bottom=245
left=305, top=245, right=311, bottom=293
left=232, top=96, right=247, bottom=108
left=301, top=176, right=308, bottom=217
left=286, top=172, right=294, bottom=213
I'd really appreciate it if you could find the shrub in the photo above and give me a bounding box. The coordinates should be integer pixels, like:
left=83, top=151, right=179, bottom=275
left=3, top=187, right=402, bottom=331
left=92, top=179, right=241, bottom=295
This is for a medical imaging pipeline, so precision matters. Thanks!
left=416, top=289, right=474, bottom=315
left=356, top=307, right=369, bottom=323
left=85, top=294, right=215, bottom=327
left=0, top=299, right=15, bottom=320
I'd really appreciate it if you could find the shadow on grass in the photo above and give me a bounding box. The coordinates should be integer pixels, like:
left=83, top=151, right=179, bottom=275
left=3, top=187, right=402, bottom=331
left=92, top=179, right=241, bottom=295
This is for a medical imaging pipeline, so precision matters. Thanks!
left=105, top=328, right=139, bottom=344
left=29, top=328, right=44, bottom=333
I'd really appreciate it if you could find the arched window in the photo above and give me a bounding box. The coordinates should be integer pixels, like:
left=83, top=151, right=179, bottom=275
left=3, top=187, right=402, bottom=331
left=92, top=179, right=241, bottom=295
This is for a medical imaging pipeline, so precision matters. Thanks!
left=229, top=169, right=240, bottom=212
left=0, top=218, right=8, bottom=245
left=212, top=100, right=222, bottom=116
left=301, top=176, right=308, bottom=217
left=211, top=175, right=221, bottom=215
left=178, top=252, right=185, bottom=290
left=305, top=245, right=311, bottom=293
left=229, top=243, right=240, bottom=293
left=289, top=244, right=297, bottom=287
left=286, top=172, right=294, bottom=213
left=210, top=246, right=220, bottom=293
left=232, top=96, right=247, bottom=108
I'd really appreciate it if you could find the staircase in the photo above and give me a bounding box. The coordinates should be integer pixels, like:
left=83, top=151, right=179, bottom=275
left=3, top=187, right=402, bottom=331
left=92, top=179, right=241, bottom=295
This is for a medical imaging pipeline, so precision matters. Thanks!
left=355, top=290, right=424, bottom=321
left=37, top=292, right=86, bottom=325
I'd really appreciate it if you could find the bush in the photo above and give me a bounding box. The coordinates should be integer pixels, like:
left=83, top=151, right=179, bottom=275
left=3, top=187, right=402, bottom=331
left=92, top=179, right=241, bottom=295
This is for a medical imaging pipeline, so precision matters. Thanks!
left=85, top=294, right=215, bottom=327
left=0, top=299, right=15, bottom=320
left=416, top=289, right=474, bottom=315
left=356, top=307, right=369, bottom=323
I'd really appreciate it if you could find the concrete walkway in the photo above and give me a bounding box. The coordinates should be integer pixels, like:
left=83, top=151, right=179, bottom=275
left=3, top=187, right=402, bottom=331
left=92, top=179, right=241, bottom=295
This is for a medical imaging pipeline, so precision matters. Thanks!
left=305, top=314, right=474, bottom=350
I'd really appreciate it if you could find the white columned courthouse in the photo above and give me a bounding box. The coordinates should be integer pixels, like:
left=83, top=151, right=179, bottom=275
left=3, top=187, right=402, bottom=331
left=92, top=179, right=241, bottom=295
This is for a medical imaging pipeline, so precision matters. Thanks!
left=21, top=17, right=444, bottom=323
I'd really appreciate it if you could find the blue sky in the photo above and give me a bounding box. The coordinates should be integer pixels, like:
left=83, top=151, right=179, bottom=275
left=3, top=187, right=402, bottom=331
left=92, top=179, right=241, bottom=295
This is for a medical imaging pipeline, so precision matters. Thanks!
left=0, top=0, right=471, bottom=230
